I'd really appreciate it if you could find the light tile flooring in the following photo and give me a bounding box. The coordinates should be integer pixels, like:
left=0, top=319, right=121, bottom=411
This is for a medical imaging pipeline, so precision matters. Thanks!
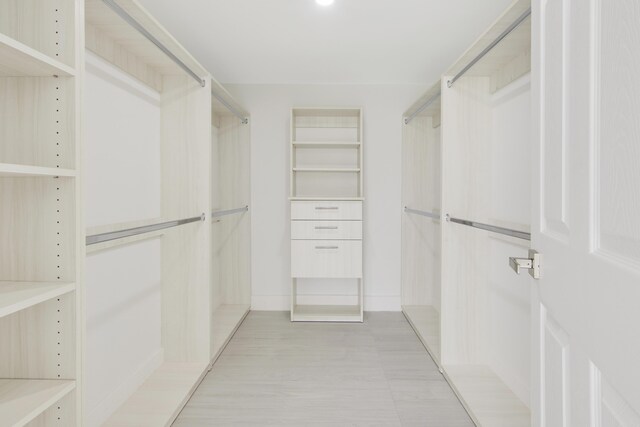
left=174, top=312, right=474, bottom=426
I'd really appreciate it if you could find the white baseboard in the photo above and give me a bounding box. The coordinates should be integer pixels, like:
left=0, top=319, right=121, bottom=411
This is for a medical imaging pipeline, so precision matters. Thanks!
left=88, top=349, right=164, bottom=427
left=251, top=295, right=401, bottom=311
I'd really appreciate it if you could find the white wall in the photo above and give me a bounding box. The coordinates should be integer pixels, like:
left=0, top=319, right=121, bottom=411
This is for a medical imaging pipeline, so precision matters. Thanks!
left=225, top=84, right=427, bottom=311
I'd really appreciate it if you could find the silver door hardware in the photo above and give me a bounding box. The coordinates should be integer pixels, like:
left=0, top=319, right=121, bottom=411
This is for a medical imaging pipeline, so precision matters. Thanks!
left=509, top=250, right=541, bottom=279
left=316, top=246, right=339, bottom=249
left=315, top=207, right=339, bottom=210
left=315, top=226, right=338, bottom=230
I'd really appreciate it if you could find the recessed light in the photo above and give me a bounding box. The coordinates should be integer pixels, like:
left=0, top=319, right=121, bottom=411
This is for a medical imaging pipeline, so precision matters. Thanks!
left=316, top=0, right=334, bottom=6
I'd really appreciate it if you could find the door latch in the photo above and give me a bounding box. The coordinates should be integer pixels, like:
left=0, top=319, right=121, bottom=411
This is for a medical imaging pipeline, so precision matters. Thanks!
left=509, top=250, right=541, bottom=279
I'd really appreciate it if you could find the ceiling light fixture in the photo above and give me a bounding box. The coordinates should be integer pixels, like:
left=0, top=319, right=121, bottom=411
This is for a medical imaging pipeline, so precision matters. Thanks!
left=316, top=0, right=335, bottom=6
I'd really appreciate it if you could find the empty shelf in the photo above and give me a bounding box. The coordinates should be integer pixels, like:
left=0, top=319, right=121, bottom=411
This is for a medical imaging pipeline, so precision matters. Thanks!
left=0, top=163, right=76, bottom=178
left=0, top=34, right=76, bottom=77
left=444, top=365, right=530, bottom=427
left=0, top=282, right=76, bottom=319
left=402, top=305, right=441, bottom=363
left=103, top=362, right=209, bottom=427
left=0, top=379, right=75, bottom=427
left=292, top=304, right=362, bottom=322
left=211, top=304, right=250, bottom=359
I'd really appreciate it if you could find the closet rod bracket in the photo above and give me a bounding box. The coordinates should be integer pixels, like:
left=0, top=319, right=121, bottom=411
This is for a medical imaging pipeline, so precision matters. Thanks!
left=509, top=250, right=541, bottom=279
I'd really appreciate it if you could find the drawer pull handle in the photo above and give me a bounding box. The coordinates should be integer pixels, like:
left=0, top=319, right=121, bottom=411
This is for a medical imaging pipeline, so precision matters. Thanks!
left=315, top=226, right=339, bottom=230
left=315, top=207, right=339, bottom=210
left=315, top=246, right=339, bottom=249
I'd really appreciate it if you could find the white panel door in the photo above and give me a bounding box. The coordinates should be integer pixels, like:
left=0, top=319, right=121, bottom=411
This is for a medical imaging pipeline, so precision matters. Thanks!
left=532, top=1, right=640, bottom=426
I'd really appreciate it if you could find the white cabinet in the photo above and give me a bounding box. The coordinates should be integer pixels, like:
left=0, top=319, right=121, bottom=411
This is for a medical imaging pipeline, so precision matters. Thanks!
left=291, top=240, right=362, bottom=278
left=291, top=200, right=362, bottom=221
left=291, top=220, right=362, bottom=240
left=290, top=108, right=364, bottom=322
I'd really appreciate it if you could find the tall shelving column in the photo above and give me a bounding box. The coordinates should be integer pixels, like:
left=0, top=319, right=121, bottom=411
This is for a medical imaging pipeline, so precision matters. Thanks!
left=401, top=81, right=443, bottom=364
left=0, top=0, right=84, bottom=425
left=210, top=84, right=252, bottom=361
left=290, top=108, right=364, bottom=322
left=84, top=0, right=213, bottom=425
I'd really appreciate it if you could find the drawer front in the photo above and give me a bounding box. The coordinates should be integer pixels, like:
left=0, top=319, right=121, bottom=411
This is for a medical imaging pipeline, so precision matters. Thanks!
left=291, top=221, right=362, bottom=240
left=291, top=201, right=362, bottom=221
left=291, top=240, right=362, bottom=278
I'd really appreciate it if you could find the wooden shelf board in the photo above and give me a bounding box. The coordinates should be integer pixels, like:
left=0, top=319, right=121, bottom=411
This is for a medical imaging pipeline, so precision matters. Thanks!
left=0, top=163, right=76, bottom=178
left=0, top=282, right=76, bottom=319
left=289, top=197, right=364, bottom=201
left=293, top=167, right=361, bottom=173
left=444, top=364, right=530, bottom=427
left=0, top=33, right=76, bottom=77
left=402, top=305, right=441, bottom=364
left=211, top=304, right=250, bottom=360
left=0, top=379, right=75, bottom=427
left=292, top=304, right=362, bottom=322
left=103, top=362, right=209, bottom=427
left=293, top=141, right=361, bottom=148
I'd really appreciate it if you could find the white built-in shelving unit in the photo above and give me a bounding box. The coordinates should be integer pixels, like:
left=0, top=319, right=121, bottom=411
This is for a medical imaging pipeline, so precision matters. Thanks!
left=402, top=81, right=443, bottom=362
left=290, top=108, right=364, bottom=322
left=0, top=0, right=83, bottom=424
left=82, top=0, right=251, bottom=425
left=402, top=0, right=533, bottom=426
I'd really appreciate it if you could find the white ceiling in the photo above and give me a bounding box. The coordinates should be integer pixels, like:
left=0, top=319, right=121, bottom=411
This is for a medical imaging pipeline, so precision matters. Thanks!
left=137, top=0, right=514, bottom=85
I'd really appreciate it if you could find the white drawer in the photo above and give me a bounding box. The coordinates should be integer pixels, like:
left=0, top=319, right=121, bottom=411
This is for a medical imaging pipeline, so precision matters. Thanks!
left=291, top=221, right=362, bottom=240
left=291, top=201, right=362, bottom=220
left=291, top=240, right=362, bottom=278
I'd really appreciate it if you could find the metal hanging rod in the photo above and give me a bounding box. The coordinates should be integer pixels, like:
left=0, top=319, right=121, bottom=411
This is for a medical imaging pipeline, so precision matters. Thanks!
left=446, top=215, right=531, bottom=241
left=212, top=91, right=249, bottom=124
left=101, top=0, right=206, bottom=87
left=404, top=91, right=441, bottom=125
left=86, top=214, right=205, bottom=246
left=404, top=207, right=440, bottom=220
left=447, top=7, right=532, bottom=88
left=211, top=206, right=249, bottom=218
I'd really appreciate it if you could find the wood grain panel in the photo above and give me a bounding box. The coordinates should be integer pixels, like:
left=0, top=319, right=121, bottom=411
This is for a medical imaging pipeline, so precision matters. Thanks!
left=291, top=240, right=362, bottom=279
left=291, top=220, right=362, bottom=240
left=0, top=77, right=75, bottom=169
left=0, top=177, right=76, bottom=282
left=595, top=0, right=640, bottom=266
left=0, top=0, right=76, bottom=67
left=161, top=75, right=211, bottom=363
left=0, top=292, right=76, bottom=379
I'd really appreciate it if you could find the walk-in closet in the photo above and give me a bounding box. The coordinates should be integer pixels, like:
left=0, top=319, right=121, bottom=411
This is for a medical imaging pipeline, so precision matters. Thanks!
left=402, top=1, right=533, bottom=425
left=1, top=0, right=639, bottom=425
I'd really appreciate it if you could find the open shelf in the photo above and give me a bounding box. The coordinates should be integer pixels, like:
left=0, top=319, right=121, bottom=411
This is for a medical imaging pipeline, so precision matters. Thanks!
left=0, top=282, right=76, bottom=319
left=0, top=163, right=76, bottom=178
left=0, top=379, right=75, bottom=427
left=0, top=33, right=76, bottom=77
left=211, top=304, right=250, bottom=360
left=104, top=362, right=209, bottom=427
left=293, top=167, right=360, bottom=173
left=291, top=304, right=362, bottom=322
left=402, top=305, right=441, bottom=363
left=444, top=365, right=530, bottom=427
left=293, top=141, right=361, bottom=148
